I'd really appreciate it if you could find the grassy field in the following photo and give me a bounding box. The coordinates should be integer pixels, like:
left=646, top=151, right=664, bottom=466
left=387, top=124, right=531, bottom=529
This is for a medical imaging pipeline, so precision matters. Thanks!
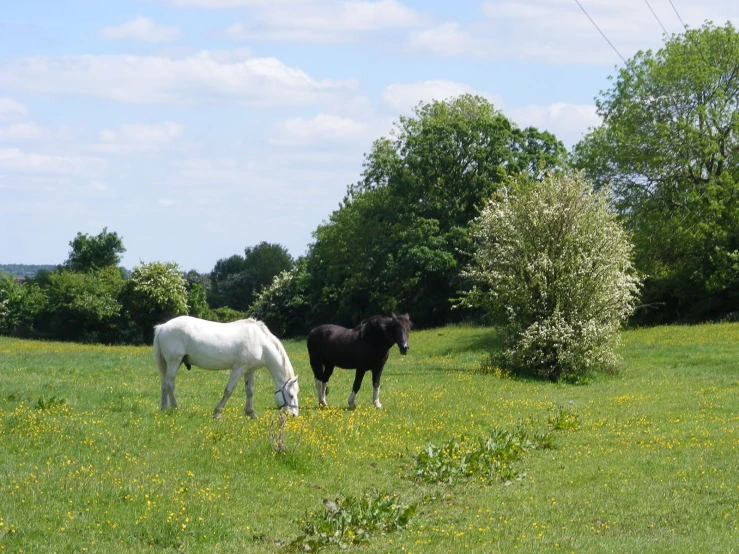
left=0, top=323, right=737, bottom=553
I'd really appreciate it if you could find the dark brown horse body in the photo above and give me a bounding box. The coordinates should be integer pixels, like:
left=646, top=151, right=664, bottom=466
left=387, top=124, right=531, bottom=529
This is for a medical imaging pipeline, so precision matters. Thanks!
left=307, top=313, right=412, bottom=409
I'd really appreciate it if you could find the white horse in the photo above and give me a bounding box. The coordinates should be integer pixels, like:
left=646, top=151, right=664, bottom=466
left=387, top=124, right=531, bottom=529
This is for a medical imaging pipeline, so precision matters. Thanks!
left=153, top=316, right=299, bottom=419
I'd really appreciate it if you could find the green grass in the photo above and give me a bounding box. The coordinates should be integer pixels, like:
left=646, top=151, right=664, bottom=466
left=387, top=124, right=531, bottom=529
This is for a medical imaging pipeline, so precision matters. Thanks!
left=0, top=323, right=737, bottom=553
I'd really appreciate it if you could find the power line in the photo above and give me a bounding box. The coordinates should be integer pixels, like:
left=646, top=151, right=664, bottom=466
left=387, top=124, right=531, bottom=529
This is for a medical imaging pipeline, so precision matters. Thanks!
left=643, top=0, right=670, bottom=36
left=573, top=0, right=627, bottom=63
left=667, top=0, right=688, bottom=30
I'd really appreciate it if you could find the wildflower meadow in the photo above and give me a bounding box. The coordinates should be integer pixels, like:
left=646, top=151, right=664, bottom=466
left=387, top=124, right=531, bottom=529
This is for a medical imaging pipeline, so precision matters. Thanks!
left=0, top=323, right=737, bottom=553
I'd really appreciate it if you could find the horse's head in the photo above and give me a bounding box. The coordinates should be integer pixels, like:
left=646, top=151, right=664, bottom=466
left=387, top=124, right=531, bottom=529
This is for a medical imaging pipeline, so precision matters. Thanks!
left=391, top=313, right=412, bottom=355
left=275, top=375, right=300, bottom=416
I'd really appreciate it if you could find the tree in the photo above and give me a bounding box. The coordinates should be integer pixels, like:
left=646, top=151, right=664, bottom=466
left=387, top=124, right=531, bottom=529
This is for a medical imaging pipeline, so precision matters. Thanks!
left=249, top=258, right=311, bottom=336
left=208, top=254, right=247, bottom=308
left=0, top=275, right=47, bottom=337
left=209, top=243, right=293, bottom=311
left=461, top=171, right=641, bottom=382
left=122, top=261, right=188, bottom=343
left=42, top=266, right=126, bottom=343
left=187, top=283, right=209, bottom=319
left=306, top=95, right=567, bottom=328
left=573, top=22, right=739, bottom=322
left=184, top=269, right=211, bottom=295
left=64, top=227, right=126, bottom=272
left=243, top=242, right=294, bottom=297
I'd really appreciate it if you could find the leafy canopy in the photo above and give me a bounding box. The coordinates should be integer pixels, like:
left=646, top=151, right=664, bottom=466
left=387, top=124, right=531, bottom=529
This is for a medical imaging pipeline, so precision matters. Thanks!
left=209, top=242, right=293, bottom=311
left=573, top=22, right=739, bottom=322
left=43, top=266, right=126, bottom=343
left=123, top=261, right=188, bottom=343
left=64, top=227, right=126, bottom=272
left=306, top=94, right=567, bottom=328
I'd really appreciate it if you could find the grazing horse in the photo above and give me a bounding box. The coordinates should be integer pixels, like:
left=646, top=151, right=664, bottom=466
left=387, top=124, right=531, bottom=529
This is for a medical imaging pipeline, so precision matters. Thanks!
left=307, top=313, right=412, bottom=409
left=153, top=316, right=299, bottom=419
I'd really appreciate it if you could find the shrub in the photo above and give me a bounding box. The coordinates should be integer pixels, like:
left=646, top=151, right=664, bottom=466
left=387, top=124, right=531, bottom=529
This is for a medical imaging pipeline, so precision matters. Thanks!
left=0, top=275, right=47, bottom=337
left=412, top=427, right=551, bottom=485
left=42, top=267, right=125, bottom=342
left=462, top=170, right=641, bottom=382
left=121, top=261, right=188, bottom=343
left=548, top=402, right=581, bottom=431
left=289, top=491, right=417, bottom=552
left=205, top=306, right=246, bottom=323
left=187, top=283, right=209, bottom=318
left=248, top=259, right=311, bottom=336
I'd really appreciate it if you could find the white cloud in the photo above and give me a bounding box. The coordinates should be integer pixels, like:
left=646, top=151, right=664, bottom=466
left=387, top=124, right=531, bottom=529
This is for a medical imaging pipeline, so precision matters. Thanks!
left=98, top=16, right=183, bottom=43
left=409, top=22, right=491, bottom=57
left=271, top=113, right=368, bottom=145
left=508, top=102, right=600, bottom=145
left=221, top=0, right=426, bottom=43
left=409, top=0, right=739, bottom=64
left=0, top=147, right=105, bottom=176
left=95, top=122, right=185, bottom=153
left=88, top=180, right=108, bottom=191
left=0, top=123, right=48, bottom=141
left=0, top=52, right=358, bottom=106
left=0, top=98, right=26, bottom=122
left=383, top=80, right=503, bottom=114
left=161, top=0, right=280, bottom=7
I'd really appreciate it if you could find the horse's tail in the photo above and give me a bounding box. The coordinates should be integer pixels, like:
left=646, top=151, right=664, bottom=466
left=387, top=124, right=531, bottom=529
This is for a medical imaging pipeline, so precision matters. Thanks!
left=152, top=324, right=167, bottom=379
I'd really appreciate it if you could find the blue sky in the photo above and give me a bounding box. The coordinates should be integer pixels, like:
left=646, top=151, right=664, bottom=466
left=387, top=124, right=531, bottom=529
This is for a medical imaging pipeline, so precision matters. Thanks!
left=1, top=0, right=737, bottom=272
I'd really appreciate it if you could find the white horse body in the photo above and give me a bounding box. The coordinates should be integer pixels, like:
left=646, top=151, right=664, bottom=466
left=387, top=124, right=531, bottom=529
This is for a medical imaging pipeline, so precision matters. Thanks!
left=153, top=316, right=299, bottom=418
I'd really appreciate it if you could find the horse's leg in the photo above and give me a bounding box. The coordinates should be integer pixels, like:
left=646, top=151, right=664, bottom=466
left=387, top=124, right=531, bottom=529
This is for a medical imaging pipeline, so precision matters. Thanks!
left=159, top=366, right=168, bottom=410
left=163, top=361, right=180, bottom=410
left=310, top=357, right=329, bottom=407
left=321, top=365, right=336, bottom=407
left=244, top=371, right=257, bottom=419
left=213, top=367, right=245, bottom=420
left=314, top=377, right=325, bottom=407
left=348, top=369, right=366, bottom=410
left=371, top=367, right=384, bottom=409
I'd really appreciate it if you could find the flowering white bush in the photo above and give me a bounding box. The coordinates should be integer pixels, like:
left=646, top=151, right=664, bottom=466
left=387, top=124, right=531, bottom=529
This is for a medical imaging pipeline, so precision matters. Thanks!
left=462, top=171, right=641, bottom=381
left=248, top=260, right=310, bottom=336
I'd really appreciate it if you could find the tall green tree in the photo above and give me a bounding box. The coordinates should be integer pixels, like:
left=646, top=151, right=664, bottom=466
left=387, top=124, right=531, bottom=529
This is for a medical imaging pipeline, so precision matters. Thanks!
left=209, top=254, right=247, bottom=309
left=307, top=94, right=567, bottom=328
left=64, top=227, right=126, bottom=272
left=574, top=22, right=739, bottom=322
left=243, top=242, right=294, bottom=296
left=209, top=243, right=293, bottom=311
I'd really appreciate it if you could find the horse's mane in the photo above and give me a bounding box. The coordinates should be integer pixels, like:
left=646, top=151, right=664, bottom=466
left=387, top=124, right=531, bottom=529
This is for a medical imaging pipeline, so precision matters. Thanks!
left=395, top=313, right=413, bottom=331
left=357, top=313, right=412, bottom=340
left=245, top=318, right=293, bottom=374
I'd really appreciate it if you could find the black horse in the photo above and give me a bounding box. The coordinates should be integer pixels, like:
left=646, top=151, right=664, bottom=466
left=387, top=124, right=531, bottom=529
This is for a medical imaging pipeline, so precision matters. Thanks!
left=307, top=313, right=412, bottom=409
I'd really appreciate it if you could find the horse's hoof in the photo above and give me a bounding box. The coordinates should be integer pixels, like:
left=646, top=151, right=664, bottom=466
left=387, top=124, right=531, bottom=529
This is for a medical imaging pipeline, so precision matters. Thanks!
left=318, top=401, right=328, bottom=408
left=213, top=412, right=222, bottom=420
left=245, top=411, right=257, bottom=419
left=374, top=402, right=383, bottom=409
left=348, top=403, right=356, bottom=410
